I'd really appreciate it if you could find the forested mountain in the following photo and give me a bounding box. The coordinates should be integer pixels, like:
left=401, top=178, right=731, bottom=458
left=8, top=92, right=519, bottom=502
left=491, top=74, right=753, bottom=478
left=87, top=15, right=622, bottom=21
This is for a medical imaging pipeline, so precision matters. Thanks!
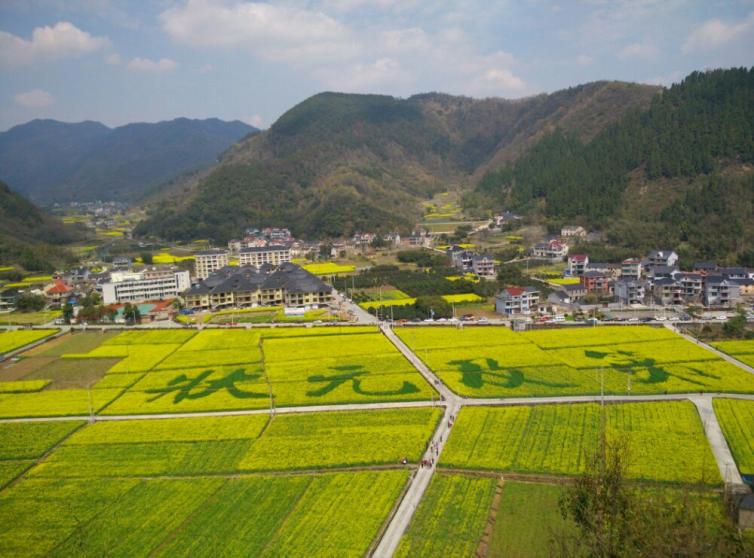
left=470, top=67, right=754, bottom=262
left=0, top=118, right=257, bottom=203
left=136, top=81, right=658, bottom=242
left=0, top=181, right=83, bottom=272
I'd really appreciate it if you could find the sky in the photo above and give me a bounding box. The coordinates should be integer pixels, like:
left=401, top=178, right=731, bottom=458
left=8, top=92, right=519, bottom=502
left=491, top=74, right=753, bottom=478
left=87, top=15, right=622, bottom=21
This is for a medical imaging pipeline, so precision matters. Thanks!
left=1, top=0, right=753, bottom=131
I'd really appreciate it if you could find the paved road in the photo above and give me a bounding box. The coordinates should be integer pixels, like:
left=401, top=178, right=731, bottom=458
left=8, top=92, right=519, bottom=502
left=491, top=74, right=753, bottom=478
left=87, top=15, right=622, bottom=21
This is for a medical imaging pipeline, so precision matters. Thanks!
left=690, top=395, right=744, bottom=486
left=373, top=399, right=461, bottom=558
left=332, top=289, right=379, bottom=324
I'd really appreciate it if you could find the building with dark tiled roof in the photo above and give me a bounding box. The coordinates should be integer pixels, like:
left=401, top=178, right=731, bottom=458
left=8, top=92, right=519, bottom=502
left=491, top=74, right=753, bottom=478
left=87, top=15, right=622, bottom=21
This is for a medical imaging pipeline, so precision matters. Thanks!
left=183, top=263, right=332, bottom=310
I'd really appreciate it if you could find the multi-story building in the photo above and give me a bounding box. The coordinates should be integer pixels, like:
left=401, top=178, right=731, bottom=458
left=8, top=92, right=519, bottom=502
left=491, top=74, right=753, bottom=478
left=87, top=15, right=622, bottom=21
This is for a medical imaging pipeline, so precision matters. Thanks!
left=101, top=269, right=190, bottom=304
left=652, top=277, right=683, bottom=306
left=646, top=249, right=679, bottom=269
left=495, top=286, right=540, bottom=316
left=470, top=255, right=496, bottom=277
left=568, top=254, right=589, bottom=276
left=194, top=249, right=229, bottom=280
left=704, top=276, right=741, bottom=307
left=621, top=258, right=642, bottom=279
left=676, top=272, right=704, bottom=302
left=580, top=271, right=612, bottom=294
left=183, top=263, right=332, bottom=311
left=533, top=239, right=568, bottom=259
left=239, top=245, right=292, bottom=267
left=614, top=279, right=648, bottom=305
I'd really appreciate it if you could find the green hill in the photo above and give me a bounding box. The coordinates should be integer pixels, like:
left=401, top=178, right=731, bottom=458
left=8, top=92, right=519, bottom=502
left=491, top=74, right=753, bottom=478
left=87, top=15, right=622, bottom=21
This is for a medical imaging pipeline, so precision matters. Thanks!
left=470, top=67, right=754, bottom=263
left=135, top=81, right=659, bottom=242
left=0, top=181, right=82, bottom=272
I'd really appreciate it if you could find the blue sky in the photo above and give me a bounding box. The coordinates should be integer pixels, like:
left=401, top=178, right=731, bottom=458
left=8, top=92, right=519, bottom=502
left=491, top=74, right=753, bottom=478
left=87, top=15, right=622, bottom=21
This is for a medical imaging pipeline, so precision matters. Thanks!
left=1, top=1, right=753, bottom=131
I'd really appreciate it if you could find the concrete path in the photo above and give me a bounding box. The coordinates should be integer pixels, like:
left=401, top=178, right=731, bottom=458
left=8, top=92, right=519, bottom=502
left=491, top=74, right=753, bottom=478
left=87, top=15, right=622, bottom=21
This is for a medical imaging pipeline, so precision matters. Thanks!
left=689, top=395, right=744, bottom=486
left=373, top=399, right=461, bottom=558
left=381, top=323, right=459, bottom=403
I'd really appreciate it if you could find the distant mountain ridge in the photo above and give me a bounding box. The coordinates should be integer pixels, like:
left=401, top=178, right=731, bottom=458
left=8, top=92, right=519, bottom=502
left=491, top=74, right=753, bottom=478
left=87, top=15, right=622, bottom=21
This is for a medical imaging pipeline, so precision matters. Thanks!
left=0, top=118, right=257, bottom=203
left=136, top=80, right=660, bottom=242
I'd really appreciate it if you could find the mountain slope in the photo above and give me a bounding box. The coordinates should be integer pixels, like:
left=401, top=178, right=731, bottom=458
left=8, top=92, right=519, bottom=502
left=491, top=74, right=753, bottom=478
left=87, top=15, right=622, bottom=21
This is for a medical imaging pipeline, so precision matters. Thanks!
left=136, top=81, right=659, bottom=242
left=470, top=67, right=754, bottom=262
left=0, top=181, right=83, bottom=272
left=0, top=118, right=257, bottom=203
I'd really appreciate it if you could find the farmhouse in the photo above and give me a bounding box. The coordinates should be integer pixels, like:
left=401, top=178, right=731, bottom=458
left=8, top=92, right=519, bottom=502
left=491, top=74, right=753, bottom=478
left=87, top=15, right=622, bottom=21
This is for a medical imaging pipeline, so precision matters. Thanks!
left=532, top=239, right=568, bottom=259
left=560, top=225, right=586, bottom=239
left=567, top=254, right=588, bottom=276
left=621, top=258, right=642, bottom=279
left=495, top=286, right=540, bottom=316
left=184, top=262, right=333, bottom=310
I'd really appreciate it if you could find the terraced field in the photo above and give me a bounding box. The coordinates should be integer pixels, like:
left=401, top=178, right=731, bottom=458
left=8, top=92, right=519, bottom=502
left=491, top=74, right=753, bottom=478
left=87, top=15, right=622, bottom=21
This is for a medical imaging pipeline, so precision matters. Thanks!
left=441, top=401, right=721, bottom=484
left=397, top=326, right=754, bottom=397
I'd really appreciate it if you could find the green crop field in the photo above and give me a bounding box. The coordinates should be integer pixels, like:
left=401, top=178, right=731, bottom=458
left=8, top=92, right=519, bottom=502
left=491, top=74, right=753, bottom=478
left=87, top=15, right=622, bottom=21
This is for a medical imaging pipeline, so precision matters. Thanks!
left=489, top=481, right=574, bottom=557
left=396, top=326, right=754, bottom=397
left=442, top=401, right=720, bottom=484
left=713, top=398, right=754, bottom=475
left=0, top=470, right=407, bottom=558
left=396, top=473, right=497, bottom=558
left=712, top=339, right=754, bottom=368
left=29, top=407, right=439, bottom=478
left=0, top=329, right=57, bottom=354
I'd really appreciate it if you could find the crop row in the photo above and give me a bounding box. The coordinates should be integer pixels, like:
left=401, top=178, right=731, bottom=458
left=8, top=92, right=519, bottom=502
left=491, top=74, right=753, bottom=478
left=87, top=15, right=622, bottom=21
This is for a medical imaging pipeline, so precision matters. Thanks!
left=713, top=398, right=754, bottom=475
left=0, top=329, right=57, bottom=355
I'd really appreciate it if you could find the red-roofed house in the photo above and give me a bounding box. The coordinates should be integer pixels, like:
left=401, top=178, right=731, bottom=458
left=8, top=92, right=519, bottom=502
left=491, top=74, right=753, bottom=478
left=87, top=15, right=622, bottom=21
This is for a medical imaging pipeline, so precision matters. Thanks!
left=44, top=279, right=73, bottom=304
left=495, top=286, right=540, bottom=316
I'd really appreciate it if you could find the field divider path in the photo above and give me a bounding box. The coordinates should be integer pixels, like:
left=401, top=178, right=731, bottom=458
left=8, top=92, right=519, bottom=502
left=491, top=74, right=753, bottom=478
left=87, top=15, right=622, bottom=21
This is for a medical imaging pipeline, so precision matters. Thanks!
left=372, top=399, right=460, bottom=558
left=665, top=323, right=754, bottom=376
left=380, top=323, right=458, bottom=403
left=689, top=395, right=744, bottom=486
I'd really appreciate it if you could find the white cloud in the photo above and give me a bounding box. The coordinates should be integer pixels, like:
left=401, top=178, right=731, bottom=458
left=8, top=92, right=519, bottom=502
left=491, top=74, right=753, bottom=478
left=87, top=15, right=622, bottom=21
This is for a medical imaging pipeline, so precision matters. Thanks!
left=126, top=57, right=178, bottom=72
left=576, top=54, right=593, bottom=66
left=468, top=67, right=527, bottom=97
left=316, top=57, right=408, bottom=91
left=380, top=27, right=431, bottom=54
left=160, top=0, right=359, bottom=63
left=105, top=53, right=121, bottom=65
left=0, top=21, right=109, bottom=66
left=14, top=89, right=55, bottom=108
left=198, top=63, right=213, bottom=74
left=682, top=11, right=754, bottom=53
left=619, top=41, right=660, bottom=60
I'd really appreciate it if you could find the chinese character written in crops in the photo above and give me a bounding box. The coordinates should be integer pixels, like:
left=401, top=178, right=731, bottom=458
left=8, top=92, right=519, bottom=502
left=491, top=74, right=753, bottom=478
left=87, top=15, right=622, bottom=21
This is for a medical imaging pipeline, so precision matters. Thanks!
left=449, top=358, right=575, bottom=390
left=145, top=368, right=267, bottom=403
left=307, top=365, right=419, bottom=397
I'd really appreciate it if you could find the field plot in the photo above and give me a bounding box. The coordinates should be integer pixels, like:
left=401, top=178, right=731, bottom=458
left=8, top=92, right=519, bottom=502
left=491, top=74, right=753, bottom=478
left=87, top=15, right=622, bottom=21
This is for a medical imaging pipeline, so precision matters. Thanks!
left=302, top=262, right=356, bottom=275
left=712, top=339, right=754, bottom=368
left=488, top=481, right=574, bottom=558
left=395, top=473, right=497, bottom=558
left=441, top=401, right=720, bottom=484
left=0, top=470, right=407, bottom=558
left=30, top=407, right=439, bottom=478
left=396, top=326, right=754, bottom=397
left=100, top=327, right=433, bottom=415
left=713, top=398, right=754, bottom=475
left=0, top=329, right=57, bottom=354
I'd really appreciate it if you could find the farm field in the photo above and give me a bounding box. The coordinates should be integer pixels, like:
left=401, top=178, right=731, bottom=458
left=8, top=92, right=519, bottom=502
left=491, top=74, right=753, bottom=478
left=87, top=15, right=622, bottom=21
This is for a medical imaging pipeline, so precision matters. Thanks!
left=29, top=408, right=440, bottom=478
left=0, top=327, right=435, bottom=418
left=395, top=473, right=497, bottom=558
left=0, top=329, right=58, bottom=354
left=396, top=325, right=754, bottom=397
left=488, top=481, right=574, bottom=558
left=441, top=401, right=721, bottom=484
left=302, top=262, right=356, bottom=275
left=0, top=311, right=61, bottom=325
left=0, top=471, right=407, bottom=557
left=712, top=339, right=754, bottom=368
left=713, top=398, right=754, bottom=475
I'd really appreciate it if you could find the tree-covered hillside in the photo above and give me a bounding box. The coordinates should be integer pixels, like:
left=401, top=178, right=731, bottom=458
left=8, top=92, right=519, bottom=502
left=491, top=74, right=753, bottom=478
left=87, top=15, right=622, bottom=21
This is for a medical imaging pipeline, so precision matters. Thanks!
left=136, top=82, right=658, bottom=242
left=0, top=181, right=83, bottom=271
left=470, top=67, right=754, bottom=262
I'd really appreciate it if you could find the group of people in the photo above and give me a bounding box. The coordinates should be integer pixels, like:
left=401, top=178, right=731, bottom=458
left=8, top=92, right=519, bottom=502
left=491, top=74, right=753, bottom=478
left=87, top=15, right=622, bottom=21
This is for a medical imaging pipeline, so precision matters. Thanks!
left=419, top=458, right=435, bottom=468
